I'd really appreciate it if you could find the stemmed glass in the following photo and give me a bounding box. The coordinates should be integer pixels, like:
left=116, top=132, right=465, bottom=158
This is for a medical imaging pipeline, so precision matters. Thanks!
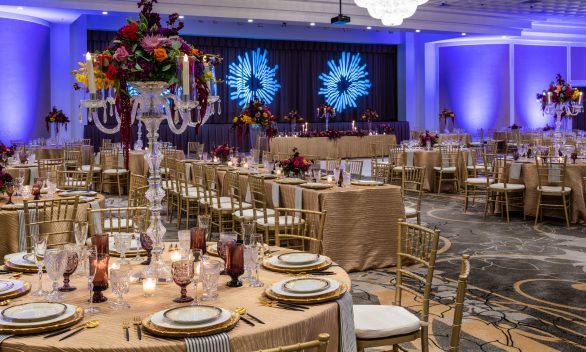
left=5, top=183, right=14, bottom=205
left=31, top=234, right=48, bottom=297
left=110, top=268, right=131, bottom=310
left=190, top=249, right=203, bottom=306
left=248, top=234, right=265, bottom=287
left=132, top=214, right=145, bottom=262
left=217, top=232, right=237, bottom=274
left=85, top=246, right=99, bottom=314
left=225, top=241, right=244, bottom=287
left=73, top=221, right=88, bottom=276
left=139, top=233, right=153, bottom=265
left=241, top=220, right=256, bottom=282
left=114, top=233, right=132, bottom=265
left=171, top=259, right=194, bottom=303
left=45, top=248, right=68, bottom=302
left=58, top=244, right=79, bottom=292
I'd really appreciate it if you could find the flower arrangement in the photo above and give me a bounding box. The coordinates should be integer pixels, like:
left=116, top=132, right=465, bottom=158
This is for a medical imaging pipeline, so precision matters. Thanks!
left=439, top=108, right=455, bottom=120
left=543, top=124, right=552, bottom=132
left=419, top=131, right=438, bottom=147
left=379, top=124, right=394, bottom=135
left=0, top=165, right=13, bottom=194
left=361, top=109, right=379, bottom=121
left=298, top=130, right=367, bottom=140
left=536, top=74, right=582, bottom=115
left=509, top=124, right=522, bottom=130
left=210, top=144, right=234, bottom=163
left=0, top=142, right=15, bottom=164
left=233, top=100, right=276, bottom=128
left=317, top=104, right=335, bottom=118
left=283, top=110, right=304, bottom=122
left=279, top=148, right=311, bottom=177
left=45, top=107, right=70, bottom=133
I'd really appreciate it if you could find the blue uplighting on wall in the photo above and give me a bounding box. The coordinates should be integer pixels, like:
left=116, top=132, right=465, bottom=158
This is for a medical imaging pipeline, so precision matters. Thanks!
left=226, top=48, right=281, bottom=107
left=318, top=52, right=371, bottom=111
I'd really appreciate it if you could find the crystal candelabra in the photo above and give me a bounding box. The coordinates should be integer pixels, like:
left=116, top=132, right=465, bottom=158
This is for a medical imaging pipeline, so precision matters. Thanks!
left=134, top=121, right=144, bottom=150
left=543, top=99, right=583, bottom=141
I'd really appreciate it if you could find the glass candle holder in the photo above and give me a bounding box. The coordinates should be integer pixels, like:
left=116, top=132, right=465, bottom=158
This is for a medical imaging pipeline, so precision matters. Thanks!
left=91, top=234, right=109, bottom=303
left=142, top=276, right=157, bottom=297
left=225, top=241, right=244, bottom=287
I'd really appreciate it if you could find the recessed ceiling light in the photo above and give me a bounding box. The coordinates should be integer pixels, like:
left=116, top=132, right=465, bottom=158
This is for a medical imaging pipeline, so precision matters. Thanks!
left=366, top=26, right=372, bottom=30
left=247, top=19, right=254, bottom=23
left=179, top=15, right=185, bottom=19
left=501, top=35, right=507, bottom=39
left=415, top=29, right=421, bottom=33
left=17, top=6, right=23, bottom=10
left=102, top=11, right=108, bottom=15
left=461, top=32, right=467, bottom=36
left=310, top=22, right=316, bottom=26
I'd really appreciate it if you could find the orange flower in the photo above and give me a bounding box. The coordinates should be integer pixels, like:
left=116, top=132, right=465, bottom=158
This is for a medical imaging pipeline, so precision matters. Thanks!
left=153, top=48, right=168, bottom=62
left=191, top=48, right=201, bottom=56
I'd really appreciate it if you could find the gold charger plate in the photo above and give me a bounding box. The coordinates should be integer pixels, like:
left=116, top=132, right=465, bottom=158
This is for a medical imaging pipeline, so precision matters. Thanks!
left=264, top=283, right=347, bottom=304
left=109, top=250, right=147, bottom=257
left=351, top=180, right=384, bottom=186
left=275, top=178, right=306, bottom=185
left=4, top=261, right=39, bottom=273
left=142, top=312, right=239, bottom=338
left=0, top=306, right=83, bottom=335
left=0, top=282, right=31, bottom=300
left=262, top=257, right=332, bottom=274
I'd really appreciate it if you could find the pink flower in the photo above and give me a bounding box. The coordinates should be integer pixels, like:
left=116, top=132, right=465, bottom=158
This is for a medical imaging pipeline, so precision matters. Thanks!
left=113, top=46, right=129, bottom=62
left=140, top=35, right=168, bottom=53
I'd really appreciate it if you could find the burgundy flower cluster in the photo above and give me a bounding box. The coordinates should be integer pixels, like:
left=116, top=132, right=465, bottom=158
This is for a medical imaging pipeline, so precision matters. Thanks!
left=298, top=130, right=367, bottom=140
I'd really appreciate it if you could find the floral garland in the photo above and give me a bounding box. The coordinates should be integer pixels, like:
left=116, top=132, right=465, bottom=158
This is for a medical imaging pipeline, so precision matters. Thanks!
left=278, top=148, right=311, bottom=176
left=71, top=0, right=221, bottom=168
left=45, top=107, right=70, bottom=133
left=210, top=144, right=234, bottom=163
left=439, top=108, right=455, bottom=121
left=0, top=165, right=13, bottom=194
left=298, top=130, right=367, bottom=140
left=283, top=110, right=304, bottom=122
left=379, top=124, right=394, bottom=135
left=361, top=109, right=379, bottom=121
left=536, top=74, right=581, bottom=115
left=419, top=131, right=438, bottom=147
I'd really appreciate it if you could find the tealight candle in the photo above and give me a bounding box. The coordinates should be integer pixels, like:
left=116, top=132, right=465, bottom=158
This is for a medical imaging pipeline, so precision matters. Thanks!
left=143, top=277, right=156, bottom=297
left=171, top=250, right=182, bottom=262
left=243, top=162, right=249, bottom=169
left=276, top=169, right=282, bottom=176
left=327, top=175, right=333, bottom=183
left=227, top=161, right=233, bottom=166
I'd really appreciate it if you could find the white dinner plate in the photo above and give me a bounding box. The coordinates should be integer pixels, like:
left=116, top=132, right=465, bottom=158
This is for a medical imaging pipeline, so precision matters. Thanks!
left=150, top=307, right=232, bottom=330
left=275, top=178, right=306, bottom=185
left=282, top=278, right=331, bottom=294
left=300, top=183, right=333, bottom=190
left=0, top=280, right=24, bottom=296
left=5, top=253, right=37, bottom=268
left=0, top=304, right=77, bottom=327
left=277, top=252, right=320, bottom=265
left=268, top=253, right=327, bottom=268
left=1, top=302, right=67, bottom=323
left=0, top=280, right=14, bottom=293
left=351, top=180, right=383, bottom=186
left=58, top=190, right=97, bottom=197
left=271, top=278, right=340, bottom=298
left=236, top=169, right=258, bottom=175
left=22, top=253, right=36, bottom=264
left=163, top=306, right=223, bottom=325
left=257, top=173, right=278, bottom=179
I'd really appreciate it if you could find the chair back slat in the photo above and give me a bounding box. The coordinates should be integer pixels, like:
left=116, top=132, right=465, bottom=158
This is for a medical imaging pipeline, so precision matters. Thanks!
left=275, top=208, right=326, bottom=254
left=24, top=197, right=80, bottom=250
left=449, top=255, right=471, bottom=352
left=248, top=175, right=270, bottom=222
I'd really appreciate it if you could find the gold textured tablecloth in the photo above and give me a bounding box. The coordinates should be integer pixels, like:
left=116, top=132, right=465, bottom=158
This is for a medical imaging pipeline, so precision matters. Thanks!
left=0, top=194, right=106, bottom=260
left=437, top=133, right=472, bottom=146
left=32, top=146, right=94, bottom=164
left=0, top=247, right=350, bottom=352
left=128, top=150, right=186, bottom=176
left=269, top=135, right=397, bottom=159
left=217, top=170, right=403, bottom=271
left=4, top=164, right=36, bottom=185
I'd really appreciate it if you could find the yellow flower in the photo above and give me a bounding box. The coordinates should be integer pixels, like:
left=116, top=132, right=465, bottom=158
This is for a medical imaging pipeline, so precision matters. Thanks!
left=154, top=48, right=168, bottom=62
left=233, top=117, right=238, bottom=123
left=242, top=115, right=253, bottom=124
left=572, top=89, right=581, bottom=101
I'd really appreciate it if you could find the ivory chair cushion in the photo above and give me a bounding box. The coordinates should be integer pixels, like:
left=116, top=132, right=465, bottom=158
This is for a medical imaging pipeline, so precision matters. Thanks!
left=433, top=166, right=457, bottom=172
left=537, top=186, right=572, bottom=194
left=233, top=208, right=275, bottom=220
left=256, top=215, right=305, bottom=228
left=353, top=305, right=421, bottom=339
left=404, top=206, right=418, bottom=217
left=489, top=183, right=525, bottom=190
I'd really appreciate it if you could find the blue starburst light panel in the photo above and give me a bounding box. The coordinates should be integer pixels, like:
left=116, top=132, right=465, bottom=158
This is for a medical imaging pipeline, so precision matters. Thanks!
left=318, top=52, right=371, bottom=111
left=226, top=48, right=281, bottom=107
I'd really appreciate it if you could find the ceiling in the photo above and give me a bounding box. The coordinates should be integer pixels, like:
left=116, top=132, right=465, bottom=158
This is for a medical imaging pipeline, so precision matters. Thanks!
left=424, top=0, right=586, bottom=18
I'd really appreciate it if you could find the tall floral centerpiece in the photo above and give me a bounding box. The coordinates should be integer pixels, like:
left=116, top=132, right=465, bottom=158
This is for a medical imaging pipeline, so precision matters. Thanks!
left=72, top=0, right=222, bottom=282
left=0, top=165, right=13, bottom=196
left=233, top=100, right=276, bottom=151
left=45, top=107, right=70, bottom=143
left=283, top=110, right=304, bottom=133
left=317, top=104, right=335, bottom=131
left=439, top=108, right=455, bottom=133
left=537, top=74, right=583, bottom=136
left=278, top=148, right=311, bottom=178
left=0, top=143, right=15, bottom=166
left=361, top=108, right=379, bottom=133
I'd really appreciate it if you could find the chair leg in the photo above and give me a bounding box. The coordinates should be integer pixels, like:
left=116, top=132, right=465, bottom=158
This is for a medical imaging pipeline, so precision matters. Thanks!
left=504, top=192, right=510, bottom=223
left=178, top=198, right=183, bottom=229
left=421, top=327, right=429, bottom=352
left=464, top=185, right=469, bottom=212
left=437, top=172, right=442, bottom=194
left=562, top=194, right=570, bottom=228
left=484, top=191, right=490, bottom=219
left=534, top=192, right=541, bottom=226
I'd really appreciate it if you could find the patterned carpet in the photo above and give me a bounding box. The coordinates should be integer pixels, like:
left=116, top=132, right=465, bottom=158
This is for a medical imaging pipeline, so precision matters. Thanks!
left=105, top=194, right=586, bottom=351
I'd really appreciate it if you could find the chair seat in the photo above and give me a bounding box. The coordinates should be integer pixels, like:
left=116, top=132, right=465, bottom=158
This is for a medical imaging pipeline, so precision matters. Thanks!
left=467, top=164, right=484, bottom=170
left=80, top=165, right=101, bottom=172
left=256, top=215, right=305, bottom=228
left=210, top=201, right=252, bottom=211
left=62, top=180, right=87, bottom=187
left=233, top=208, right=275, bottom=220
left=489, top=183, right=525, bottom=190
left=465, top=177, right=493, bottom=185
left=537, top=186, right=572, bottom=194
left=159, top=167, right=170, bottom=174
left=404, top=206, right=418, bottom=217
left=103, top=218, right=133, bottom=231
left=103, top=169, right=128, bottom=175
left=199, top=197, right=234, bottom=207
left=161, top=180, right=176, bottom=190
left=433, top=166, right=457, bottom=172
left=392, top=166, right=404, bottom=172
left=353, top=305, right=421, bottom=339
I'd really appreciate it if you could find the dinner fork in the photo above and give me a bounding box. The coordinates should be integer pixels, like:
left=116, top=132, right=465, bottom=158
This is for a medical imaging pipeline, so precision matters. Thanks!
left=122, top=321, right=130, bottom=341
left=133, top=316, right=142, bottom=340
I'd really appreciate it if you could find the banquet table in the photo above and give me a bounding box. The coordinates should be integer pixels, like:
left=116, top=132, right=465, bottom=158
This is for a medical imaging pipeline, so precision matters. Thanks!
left=216, top=169, right=404, bottom=272
left=269, top=134, right=397, bottom=159
left=0, top=246, right=351, bottom=352
left=398, top=149, right=468, bottom=193
left=437, top=133, right=472, bottom=146
left=32, top=146, right=94, bottom=165
left=0, top=193, right=106, bottom=260
left=4, top=163, right=38, bottom=185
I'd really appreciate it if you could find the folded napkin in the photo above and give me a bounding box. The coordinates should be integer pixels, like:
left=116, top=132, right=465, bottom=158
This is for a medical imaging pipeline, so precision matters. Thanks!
left=337, top=292, right=357, bottom=352
left=509, top=162, right=522, bottom=180
left=17, top=209, right=38, bottom=252
left=272, top=183, right=280, bottom=208
left=0, top=335, right=12, bottom=346
left=89, top=200, right=103, bottom=234
left=294, top=186, right=303, bottom=209
left=548, top=163, right=561, bottom=183
left=406, top=151, right=414, bottom=167
left=185, top=332, right=231, bottom=352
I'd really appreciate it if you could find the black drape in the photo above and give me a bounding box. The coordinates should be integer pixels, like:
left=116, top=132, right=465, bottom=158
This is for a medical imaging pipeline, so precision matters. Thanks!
left=87, top=31, right=398, bottom=124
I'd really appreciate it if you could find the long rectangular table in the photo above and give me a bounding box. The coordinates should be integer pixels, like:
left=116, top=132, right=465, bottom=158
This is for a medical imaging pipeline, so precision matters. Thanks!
left=269, top=134, right=397, bottom=159
left=216, top=170, right=404, bottom=272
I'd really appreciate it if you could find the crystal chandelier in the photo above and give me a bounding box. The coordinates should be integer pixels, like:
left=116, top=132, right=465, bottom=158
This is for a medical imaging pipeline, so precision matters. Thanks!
left=355, top=0, right=428, bottom=26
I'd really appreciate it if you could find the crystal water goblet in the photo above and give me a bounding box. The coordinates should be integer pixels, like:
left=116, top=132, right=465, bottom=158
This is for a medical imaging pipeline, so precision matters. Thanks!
left=178, top=230, right=191, bottom=258
left=85, top=246, right=99, bottom=314
left=45, top=248, right=68, bottom=302
left=31, top=233, right=48, bottom=297
left=110, top=268, right=131, bottom=310
left=58, top=244, right=79, bottom=292
left=114, top=233, right=132, bottom=265
left=171, top=259, right=194, bottom=303
left=249, top=233, right=265, bottom=288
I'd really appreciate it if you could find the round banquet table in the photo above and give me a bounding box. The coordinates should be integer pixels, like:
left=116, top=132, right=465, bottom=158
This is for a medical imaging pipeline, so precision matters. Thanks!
left=4, top=163, right=38, bottom=185
left=32, top=146, right=94, bottom=164
left=0, top=247, right=350, bottom=352
left=437, top=133, right=472, bottom=146
left=0, top=193, right=106, bottom=260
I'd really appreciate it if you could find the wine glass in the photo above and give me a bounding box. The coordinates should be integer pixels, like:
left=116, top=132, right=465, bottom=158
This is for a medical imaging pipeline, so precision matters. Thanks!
left=139, top=233, right=153, bottom=265
left=132, top=214, right=145, bottom=261
left=45, top=248, right=68, bottom=302
left=114, top=233, right=132, bottom=265
left=31, top=234, right=48, bottom=297
left=85, top=246, right=99, bottom=314
left=74, top=221, right=89, bottom=247
left=5, top=183, right=14, bottom=205
left=110, top=268, right=131, bottom=310
left=249, top=233, right=265, bottom=288
left=58, top=244, right=79, bottom=292
left=190, top=249, right=203, bottom=306
left=171, top=259, right=194, bottom=303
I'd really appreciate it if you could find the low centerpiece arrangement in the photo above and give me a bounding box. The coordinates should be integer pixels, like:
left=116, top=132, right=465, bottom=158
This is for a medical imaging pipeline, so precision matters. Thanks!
left=283, top=110, right=304, bottom=133
left=317, top=104, right=335, bottom=130
left=210, top=144, right=234, bottom=164
left=379, top=124, right=394, bottom=135
left=0, top=165, right=13, bottom=195
left=536, top=74, right=583, bottom=135
left=419, top=131, right=438, bottom=150
left=278, top=148, right=311, bottom=178
left=361, top=108, right=379, bottom=133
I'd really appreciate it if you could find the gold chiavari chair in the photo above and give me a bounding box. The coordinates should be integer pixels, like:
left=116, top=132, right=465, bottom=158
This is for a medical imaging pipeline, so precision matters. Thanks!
left=64, top=148, right=82, bottom=171
left=176, top=167, right=204, bottom=229
left=465, top=145, right=484, bottom=178
left=201, top=166, right=235, bottom=232
left=324, top=158, right=341, bottom=175
left=187, top=142, right=201, bottom=159
left=57, top=166, right=93, bottom=190
left=165, top=157, right=182, bottom=223
left=402, top=166, right=425, bottom=224
left=253, top=333, right=330, bottom=352
left=448, top=255, right=471, bottom=352
left=101, top=139, right=112, bottom=150
left=346, top=160, right=364, bottom=180
left=80, top=154, right=101, bottom=190
left=463, top=153, right=495, bottom=213
left=128, top=174, right=148, bottom=208
left=371, top=159, right=391, bottom=183
left=24, top=197, right=80, bottom=250
left=99, top=148, right=128, bottom=196
left=274, top=208, right=326, bottom=254
left=226, top=172, right=255, bottom=225
left=534, top=155, right=572, bottom=228
left=435, top=147, right=460, bottom=194
left=38, top=158, right=64, bottom=180
left=353, top=221, right=440, bottom=352
left=161, top=148, right=178, bottom=176
left=484, top=156, right=526, bottom=223
left=389, top=146, right=405, bottom=185
left=484, top=140, right=498, bottom=155
left=87, top=207, right=148, bottom=237
left=369, top=143, right=384, bottom=159
left=82, top=139, right=91, bottom=146
left=505, top=129, right=520, bottom=156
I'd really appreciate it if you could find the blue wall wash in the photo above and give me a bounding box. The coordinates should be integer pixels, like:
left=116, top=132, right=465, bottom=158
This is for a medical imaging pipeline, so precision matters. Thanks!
left=0, top=17, right=50, bottom=143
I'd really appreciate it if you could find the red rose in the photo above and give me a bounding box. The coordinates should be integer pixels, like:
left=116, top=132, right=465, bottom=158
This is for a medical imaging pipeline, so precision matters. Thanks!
left=106, top=64, right=118, bottom=80
left=293, top=160, right=299, bottom=167
left=119, top=23, right=139, bottom=41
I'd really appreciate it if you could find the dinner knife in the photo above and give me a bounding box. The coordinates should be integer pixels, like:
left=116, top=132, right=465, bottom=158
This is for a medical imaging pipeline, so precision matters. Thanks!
left=276, top=304, right=304, bottom=312
left=245, top=313, right=265, bottom=324
left=239, top=316, right=255, bottom=326
left=277, top=301, right=310, bottom=310
left=59, top=327, right=85, bottom=341
left=44, top=324, right=81, bottom=339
